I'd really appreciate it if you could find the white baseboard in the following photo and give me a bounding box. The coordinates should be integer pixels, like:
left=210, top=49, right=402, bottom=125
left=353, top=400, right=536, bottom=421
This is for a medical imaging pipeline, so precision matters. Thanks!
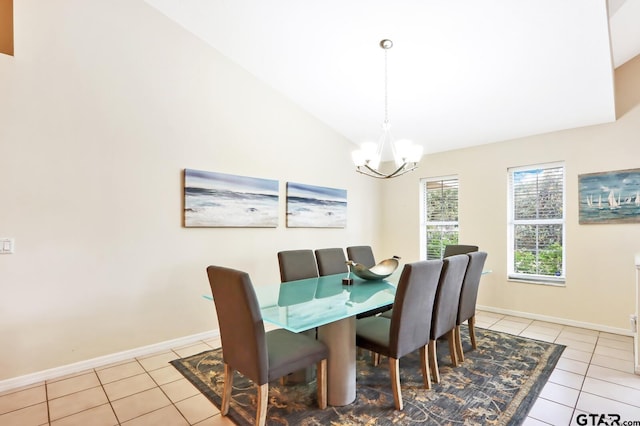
left=0, top=329, right=220, bottom=394
left=477, top=305, right=634, bottom=336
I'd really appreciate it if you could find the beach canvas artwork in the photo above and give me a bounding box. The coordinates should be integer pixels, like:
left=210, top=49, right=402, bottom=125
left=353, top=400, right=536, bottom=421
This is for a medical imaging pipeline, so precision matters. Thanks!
left=579, top=168, right=640, bottom=224
left=286, top=182, right=347, bottom=228
left=184, top=169, right=279, bottom=227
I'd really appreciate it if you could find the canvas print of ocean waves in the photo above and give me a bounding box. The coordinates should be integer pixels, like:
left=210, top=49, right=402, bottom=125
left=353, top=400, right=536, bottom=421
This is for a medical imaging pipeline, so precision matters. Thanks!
left=286, top=182, right=347, bottom=228
left=184, top=169, right=279, bottom=227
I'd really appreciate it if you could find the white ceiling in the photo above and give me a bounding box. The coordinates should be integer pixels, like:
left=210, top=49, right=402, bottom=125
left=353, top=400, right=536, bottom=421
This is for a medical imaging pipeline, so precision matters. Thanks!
left=145, top=0, right=640, bottom=157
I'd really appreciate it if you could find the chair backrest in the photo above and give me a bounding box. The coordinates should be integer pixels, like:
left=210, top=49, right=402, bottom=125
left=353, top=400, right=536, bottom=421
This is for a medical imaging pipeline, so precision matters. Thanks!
left=431, top=254, right=470, bottom=340
left=346, top=245, right=376, bottom=268
left=315, top=248, right=349, bottom=276
left=443, top=244, right=478, bottom=258
left=457, top=251, right=488, bottom=325
left=206, top=265, right=268, bottom=384
left=388, top=260, right=443, bottom=359
left=277, top=249, right=319, bottom=282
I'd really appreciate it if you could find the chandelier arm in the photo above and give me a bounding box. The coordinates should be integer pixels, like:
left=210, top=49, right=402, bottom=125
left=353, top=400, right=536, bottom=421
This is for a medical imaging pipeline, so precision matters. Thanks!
left=356, top=162, right=418, bottom=179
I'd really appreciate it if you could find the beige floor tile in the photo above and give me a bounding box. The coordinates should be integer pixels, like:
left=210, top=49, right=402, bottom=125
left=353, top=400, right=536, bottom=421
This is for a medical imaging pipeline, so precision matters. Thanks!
left=173, top=343, right=213, bottom=358
left=560, top=348, right=592, bottom=364
left=175, top=393, right=219, bottom=424
left=587, top=364, right=640, bottom=391
left=523, top=324, right=562, bottom=337
left=539, top=382, right=580, bottom=408
left=576, top=392, right=640, bottom=418
left=111, top=387, right=171, bottom=423
left=161, top=378, right=200, bottom=403
left=582, top=377, right=640, bottom=407
left=0, top=382, right=44, bottom=398
left=47, top=369, right=95, bottom=384
left=530, top=320, right=564, bottom=330
left=548, top=369, right=585, bottom=390
left=555, top=358, right=589, bottom=376
left=121, top=405, right=188, bottom=426
left=594, top=345, right=634, bottom=362
left=103, top=373, right=157, bottom=401
left=137, top=351, right=179, bottom=372
left=554, top=337, right=596, bottom=353
left=502, top=315, right=533, bottom=324
left=596, top=337, right=634, bottom=352
left=97, top=361, right=146, bottom=384
left=522, top=417, right=549, bottom=426
left=528, top=397, right=574, bottom=425
left=561, top=326, right=599, bottom=337
left=519, top=330, right=556, bottom=343
left=0, top=385, right=46, bottom=415
left=0, top=401, right=48, bottom=426
left=192, top=413, right=237, bottom=425
left=50, top=403, right=118, bottom=426
left=148, top=365, right=185, bottom=386
left=590, top=353, right=635, bottom=374
left=47, top=372, right=101, bottom=400
left=598, top=332, right=633, bottom=343
left=203, top=338, right=222, bottom=349
left=49, top=386, right=108, bottom=421
left=488, top=324, right=525, bottom=335
left=557, top=330, right=598, bottom=344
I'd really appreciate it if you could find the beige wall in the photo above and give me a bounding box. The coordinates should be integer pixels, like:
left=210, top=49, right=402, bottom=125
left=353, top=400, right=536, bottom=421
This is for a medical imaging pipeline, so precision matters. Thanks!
left=381, top=54, right=640, bottom=332
left=0, top=0, right=381, bottom=381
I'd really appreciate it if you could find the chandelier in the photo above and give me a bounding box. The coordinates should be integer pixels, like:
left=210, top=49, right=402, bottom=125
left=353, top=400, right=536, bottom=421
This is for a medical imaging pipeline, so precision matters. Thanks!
left=352, top=39, right=423, bottom=179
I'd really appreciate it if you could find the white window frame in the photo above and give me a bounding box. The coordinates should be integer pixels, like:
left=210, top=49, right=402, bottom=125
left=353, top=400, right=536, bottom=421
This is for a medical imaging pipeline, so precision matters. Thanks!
left=507, top=162, right=566, bottom=285
left=420, top=175, right=459, bottom=260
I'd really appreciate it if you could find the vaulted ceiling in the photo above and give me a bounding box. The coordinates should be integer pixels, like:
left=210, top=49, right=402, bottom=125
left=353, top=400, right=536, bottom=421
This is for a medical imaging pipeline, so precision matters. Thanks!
left=146, top=0, right=640, bottom=157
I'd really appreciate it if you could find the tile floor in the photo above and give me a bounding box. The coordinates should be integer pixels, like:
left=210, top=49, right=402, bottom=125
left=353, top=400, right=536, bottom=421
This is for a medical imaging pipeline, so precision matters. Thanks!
left=1, top=311, right=639, bottom=425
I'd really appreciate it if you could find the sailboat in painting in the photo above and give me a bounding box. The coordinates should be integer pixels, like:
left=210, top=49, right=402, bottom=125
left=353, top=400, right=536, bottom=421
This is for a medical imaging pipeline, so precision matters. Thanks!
left=608, top=190, right=620, bottom=209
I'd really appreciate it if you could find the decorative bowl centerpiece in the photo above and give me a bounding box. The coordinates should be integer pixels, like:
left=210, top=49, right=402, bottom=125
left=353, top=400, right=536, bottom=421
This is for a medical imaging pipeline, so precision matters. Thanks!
left=346, top=256, right=400, bottom=281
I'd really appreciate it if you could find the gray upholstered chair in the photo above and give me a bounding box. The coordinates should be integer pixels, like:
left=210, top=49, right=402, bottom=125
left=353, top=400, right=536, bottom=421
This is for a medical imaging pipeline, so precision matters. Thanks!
left=443, top=244, right=478, bottom=258
left=455, top=251, right=488, bottom=363
left=428, top=254, right=470, bottom=383
left=355, top=260, right=443, bottom=410
left=277, top=249, right=319, bottom=282
left=315, top=248, right=349, bottom=276
left=277, top=249, right=320, bottom=383
left=346, top=245, right=376, bottom=268
left=206, top=266, right=328, bottom=426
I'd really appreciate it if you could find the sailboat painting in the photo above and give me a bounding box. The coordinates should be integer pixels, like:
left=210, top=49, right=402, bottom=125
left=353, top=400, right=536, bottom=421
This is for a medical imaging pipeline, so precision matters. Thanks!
left=579, top=168, right=640, bottom=224
left=183, top=169, right=279, bottom=227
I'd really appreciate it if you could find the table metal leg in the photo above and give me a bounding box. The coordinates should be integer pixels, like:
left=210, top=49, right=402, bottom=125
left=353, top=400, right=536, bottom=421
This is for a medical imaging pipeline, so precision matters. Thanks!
left=317, top=316, right=356, bottom=406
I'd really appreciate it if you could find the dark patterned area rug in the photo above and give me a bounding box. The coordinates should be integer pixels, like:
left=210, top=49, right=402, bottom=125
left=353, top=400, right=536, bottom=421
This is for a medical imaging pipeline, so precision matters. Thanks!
left=170, top=327, right=564, bottom=425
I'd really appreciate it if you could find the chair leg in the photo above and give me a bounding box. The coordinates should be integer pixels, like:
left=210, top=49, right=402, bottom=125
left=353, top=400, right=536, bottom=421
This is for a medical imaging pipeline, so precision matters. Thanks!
left=316, top=359, right=327, bottom=409
left=221, top=363, right=234, bottom=416
left=389, top=357, right=403, bottom=410
left=419, top=345, right=431, bottom=390
left=454, top=325, right=465, bottom=364
left=469, top=316, right=477, bottom=349
left=428, top=340, right=440, bottom=383
left=373, top=352, right=380, bottom=366
left=256, top=383, right=268, bottom=426
left=447, top=330, right=458, bottom=367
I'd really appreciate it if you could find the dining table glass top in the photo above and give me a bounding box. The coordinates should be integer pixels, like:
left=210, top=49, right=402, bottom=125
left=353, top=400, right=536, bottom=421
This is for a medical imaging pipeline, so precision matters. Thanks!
left=254, top=272, right=400, bottom=333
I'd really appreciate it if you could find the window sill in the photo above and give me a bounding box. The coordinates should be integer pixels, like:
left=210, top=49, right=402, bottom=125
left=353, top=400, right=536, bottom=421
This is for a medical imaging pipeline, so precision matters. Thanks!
left=508, top=277, right=565, bottom=287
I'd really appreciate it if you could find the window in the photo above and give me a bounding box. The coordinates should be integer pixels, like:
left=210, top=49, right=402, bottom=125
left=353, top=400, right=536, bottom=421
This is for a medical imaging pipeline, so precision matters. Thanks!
left=421, top=176, right=459, bottom=260
left=508, top=163, right=565, bottom=283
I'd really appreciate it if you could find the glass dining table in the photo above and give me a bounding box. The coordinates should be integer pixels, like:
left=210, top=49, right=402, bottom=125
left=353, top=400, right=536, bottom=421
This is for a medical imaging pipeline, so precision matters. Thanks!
left=255, top=271, right=400, bottom=406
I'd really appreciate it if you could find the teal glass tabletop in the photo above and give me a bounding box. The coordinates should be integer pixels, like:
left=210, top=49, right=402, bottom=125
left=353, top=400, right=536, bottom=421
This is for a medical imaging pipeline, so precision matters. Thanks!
left=255, top=272, right=399, bottom=333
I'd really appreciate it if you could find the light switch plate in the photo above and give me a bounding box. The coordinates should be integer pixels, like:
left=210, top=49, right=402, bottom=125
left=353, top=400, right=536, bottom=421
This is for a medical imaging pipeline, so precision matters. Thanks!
left=0, top=238, right=15, bottom=254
